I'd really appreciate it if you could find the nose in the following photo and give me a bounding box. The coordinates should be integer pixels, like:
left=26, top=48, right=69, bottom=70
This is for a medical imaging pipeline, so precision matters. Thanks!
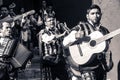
left=93, top=13, right=97, bottom=17
left=7, top=28, right=11, bottom=31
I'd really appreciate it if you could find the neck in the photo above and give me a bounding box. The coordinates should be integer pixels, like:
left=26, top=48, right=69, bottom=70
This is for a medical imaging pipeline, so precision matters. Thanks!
left=88, top=20, right=101, bottom=30
left=88, top=20, right=100, bottom=26
left=46, top=27, right=50, bottom=30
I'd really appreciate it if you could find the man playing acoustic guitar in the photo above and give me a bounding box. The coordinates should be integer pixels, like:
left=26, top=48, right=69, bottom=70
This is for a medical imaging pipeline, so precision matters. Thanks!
left=63, top=4, right=113, bottom=80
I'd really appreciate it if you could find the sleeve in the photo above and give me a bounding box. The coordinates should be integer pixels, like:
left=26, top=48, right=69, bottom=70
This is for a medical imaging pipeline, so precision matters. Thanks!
left=63, top=22, right=84, bottom=47
left=42, top=33, right=55, bottom=44
left=38, top=30, right=44, bottom=55
left=102, top=50, right=114, bottom=72
left=63, top=30, right=77, bottom=47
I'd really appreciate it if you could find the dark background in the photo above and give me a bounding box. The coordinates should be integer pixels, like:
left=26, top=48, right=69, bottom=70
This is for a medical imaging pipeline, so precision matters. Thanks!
left=2, top=0, right=92, bottom=28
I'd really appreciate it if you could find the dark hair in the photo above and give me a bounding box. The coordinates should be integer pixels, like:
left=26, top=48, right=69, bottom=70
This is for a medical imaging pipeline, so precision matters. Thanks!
left=0, top=5, right=8, bottom=10
left=87, top=4, right=101, bottom=14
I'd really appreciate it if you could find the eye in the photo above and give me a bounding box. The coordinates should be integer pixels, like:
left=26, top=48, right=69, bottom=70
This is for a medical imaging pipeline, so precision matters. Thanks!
left=91, top=12, right=95, bottom=15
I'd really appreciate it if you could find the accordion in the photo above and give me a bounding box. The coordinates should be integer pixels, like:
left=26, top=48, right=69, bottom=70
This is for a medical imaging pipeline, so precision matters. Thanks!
left=0, top=38, right=32, bottom=69
left=10, top=43, right=32, bottom=69
left=0, top=38, right=18, bottom=58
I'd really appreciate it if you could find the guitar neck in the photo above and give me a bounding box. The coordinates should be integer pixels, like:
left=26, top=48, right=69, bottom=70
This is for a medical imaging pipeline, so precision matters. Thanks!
left=96, top=28, right=120, bottom=44
left=13, top=10, right=35, bottom=21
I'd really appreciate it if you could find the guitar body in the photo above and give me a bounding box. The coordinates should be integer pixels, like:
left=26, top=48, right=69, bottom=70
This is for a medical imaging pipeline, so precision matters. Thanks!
left=69, top=31, right=106, bottom=65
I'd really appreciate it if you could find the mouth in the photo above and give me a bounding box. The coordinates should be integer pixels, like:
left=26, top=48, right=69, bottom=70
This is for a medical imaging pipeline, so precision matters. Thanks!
left=93, top=19, right=99, bottom=23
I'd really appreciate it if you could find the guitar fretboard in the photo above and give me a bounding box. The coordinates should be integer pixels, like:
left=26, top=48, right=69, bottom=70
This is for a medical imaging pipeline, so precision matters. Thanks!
left=96, top=28, right=120, bottom=44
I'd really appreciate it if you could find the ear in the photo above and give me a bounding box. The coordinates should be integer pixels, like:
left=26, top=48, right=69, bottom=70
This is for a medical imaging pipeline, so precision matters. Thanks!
left=86, top=14, right=89, bottom=19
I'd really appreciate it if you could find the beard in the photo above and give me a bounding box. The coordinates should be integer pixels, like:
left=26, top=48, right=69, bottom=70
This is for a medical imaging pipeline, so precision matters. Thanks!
left=91, top=18, right=101, bottom=25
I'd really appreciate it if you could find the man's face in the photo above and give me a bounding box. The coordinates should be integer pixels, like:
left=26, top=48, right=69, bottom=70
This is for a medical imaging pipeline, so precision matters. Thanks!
left=1, top=22, right=12, bottom=37
left=87, top=8, right=101, bottom=25
left=45, top=18, right=55, bottom=29
left=0, top=7, right=9, bottom=17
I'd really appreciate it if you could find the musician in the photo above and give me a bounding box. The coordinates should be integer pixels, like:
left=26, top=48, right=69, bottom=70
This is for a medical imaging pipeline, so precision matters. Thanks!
left=0, top=5, right=17, bottom=37
left=39, top=16, right=69, bottom=80
left=63, top=4, right=113, bottom=80
left=9, top=3, right=16, bottom=17
left=9, top=7, right=16, bottom=17
left=0, top=21, right=18, bottom=80
left=0, top=5, right=11, bottom=19
left=0, top=22, right=12, bottom=57
left=39, top=0, right=47, bottom=21
left=46, top=6, right=55, bottom=18
left=0, top=5, right=19, bottom=40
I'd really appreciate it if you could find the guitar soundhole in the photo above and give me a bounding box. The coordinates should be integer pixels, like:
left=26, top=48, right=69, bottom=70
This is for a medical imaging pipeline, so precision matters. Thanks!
left=90, top=40, right=96, bottom=47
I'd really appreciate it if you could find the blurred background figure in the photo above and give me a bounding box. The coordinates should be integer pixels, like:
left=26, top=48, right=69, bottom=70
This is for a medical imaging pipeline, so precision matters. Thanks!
left=9, top=3, right=16, bottom=17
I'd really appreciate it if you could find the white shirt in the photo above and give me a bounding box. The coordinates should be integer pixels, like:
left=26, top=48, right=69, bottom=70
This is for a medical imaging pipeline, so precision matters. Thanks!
left=63, top=30, right=77, bottom=47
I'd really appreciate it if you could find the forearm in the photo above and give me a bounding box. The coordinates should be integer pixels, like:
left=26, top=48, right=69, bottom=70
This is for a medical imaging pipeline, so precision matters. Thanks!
left=102, top=50, right=113, bottom=72
left=63, top=31, right=77, bottom=47
left=106, top=51, right=113, bottom=71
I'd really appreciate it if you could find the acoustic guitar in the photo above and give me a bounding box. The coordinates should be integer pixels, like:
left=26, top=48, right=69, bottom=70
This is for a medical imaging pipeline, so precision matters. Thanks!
left=69, top=28, right=120, bottom=65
